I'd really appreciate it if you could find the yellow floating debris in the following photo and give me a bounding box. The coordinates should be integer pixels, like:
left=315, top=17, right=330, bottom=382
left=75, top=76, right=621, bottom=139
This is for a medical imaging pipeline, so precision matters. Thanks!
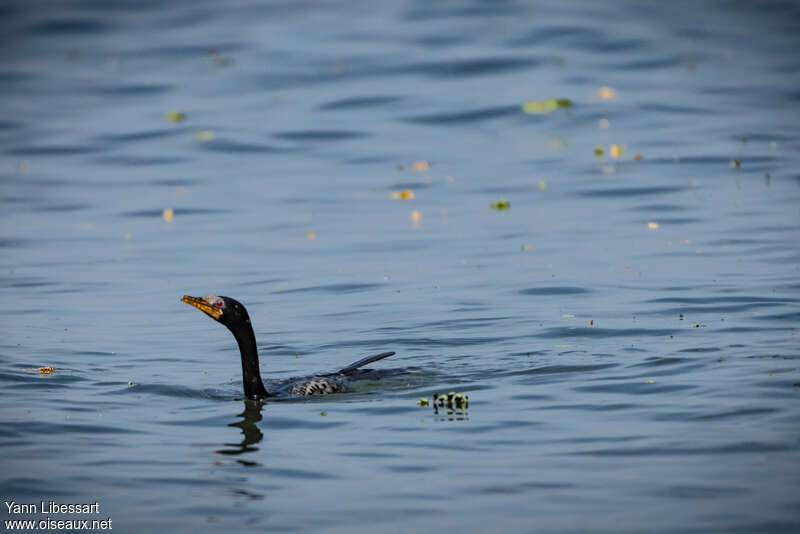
left=306, top=231, right=317, bottom=240
left=417, top=398, right=429, bottom=407
left=520, top=244, right=533, bottom=251
left=412, top=160, right=430, bottom=172
left=522, top=98, right=572, bottom=114
left=411, top=210, right=423, bottom=223
left=647, top=222, right=659, bottom=230
left=391, top=189, right=415, bottom=200
left=39, top=366, right=54, bottom=375
left=589, top=319, right=594, bottom=326
left=730, top=159, right=740, bottom=168
left=124, top=233, right=133, bottom=241
left=490, top=199, right=510, bottom=210
left=646, top=379, right=655, bottom=384
left=162, top=208, right=174, bottom=222
left=537, top=180, right=547, bottom=191
left=595, top=87, right=618, bottom=100
left=562, top=314, right=575, bottom=318
left=610, top=144, right=624, bottom=158
left=598, top=118, right=610, bottom=129
left=194, top=130, right=215, bottom=141
left=165, top=111, right=186, bottom=122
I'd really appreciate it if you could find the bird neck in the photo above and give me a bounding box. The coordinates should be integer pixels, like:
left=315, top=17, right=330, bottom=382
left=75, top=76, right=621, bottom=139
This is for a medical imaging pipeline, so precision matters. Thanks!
left=231, top=320, right=269, bottom=399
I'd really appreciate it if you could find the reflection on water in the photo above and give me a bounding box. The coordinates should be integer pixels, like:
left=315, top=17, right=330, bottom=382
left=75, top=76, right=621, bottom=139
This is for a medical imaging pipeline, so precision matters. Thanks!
left=217, top=401, right=265, bottom=464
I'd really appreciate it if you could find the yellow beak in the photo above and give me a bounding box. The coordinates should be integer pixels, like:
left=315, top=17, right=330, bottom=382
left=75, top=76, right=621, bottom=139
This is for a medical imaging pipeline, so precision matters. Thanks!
left=181, top=295, right=223, bottom=319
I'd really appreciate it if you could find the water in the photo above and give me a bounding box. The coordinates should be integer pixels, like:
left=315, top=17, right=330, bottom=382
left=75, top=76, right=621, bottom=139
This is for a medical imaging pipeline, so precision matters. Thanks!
left=2, top=0, right=799, bottom=532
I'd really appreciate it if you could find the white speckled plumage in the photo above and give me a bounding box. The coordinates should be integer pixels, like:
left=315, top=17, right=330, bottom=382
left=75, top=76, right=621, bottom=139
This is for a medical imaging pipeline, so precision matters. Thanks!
left=288, top=377, right=343, bottom=396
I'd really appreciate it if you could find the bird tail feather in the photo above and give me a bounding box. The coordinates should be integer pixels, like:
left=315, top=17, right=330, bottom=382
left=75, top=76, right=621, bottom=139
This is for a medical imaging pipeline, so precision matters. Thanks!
left=336, top=351, right=395, bottom=375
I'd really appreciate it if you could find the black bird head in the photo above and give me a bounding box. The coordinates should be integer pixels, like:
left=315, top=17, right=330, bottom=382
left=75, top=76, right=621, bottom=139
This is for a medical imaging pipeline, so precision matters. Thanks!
left=181, top=295, right=251, bottom=332
left=181, top=294, right=268, bottom=399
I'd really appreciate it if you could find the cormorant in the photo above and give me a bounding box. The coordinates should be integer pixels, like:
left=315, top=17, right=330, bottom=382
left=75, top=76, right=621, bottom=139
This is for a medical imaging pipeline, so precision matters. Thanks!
left=181, top=295, right=396, bottom=400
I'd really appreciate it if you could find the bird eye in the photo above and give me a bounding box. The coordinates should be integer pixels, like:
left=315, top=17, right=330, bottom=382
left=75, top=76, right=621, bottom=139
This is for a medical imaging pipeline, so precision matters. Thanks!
left=216, top=300, right=223, bottom=307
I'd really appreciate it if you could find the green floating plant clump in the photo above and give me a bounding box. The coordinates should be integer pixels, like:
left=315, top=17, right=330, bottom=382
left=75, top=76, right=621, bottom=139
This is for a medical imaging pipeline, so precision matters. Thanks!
left=521, top=98, right=573, bottom=114
left=433, top=392, right=469, bottom=409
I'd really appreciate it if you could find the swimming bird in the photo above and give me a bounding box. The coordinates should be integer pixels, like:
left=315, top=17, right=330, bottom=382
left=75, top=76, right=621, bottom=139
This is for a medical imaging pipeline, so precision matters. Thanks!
left=181, top=295, right=396, bottom=400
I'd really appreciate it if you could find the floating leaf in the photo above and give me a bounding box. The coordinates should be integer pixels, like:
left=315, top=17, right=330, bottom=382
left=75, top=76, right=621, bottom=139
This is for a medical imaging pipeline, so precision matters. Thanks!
left=412, top=160, right=430, bottom=171
left=391, top=189, right=415, bottom=200
left=165, top=111, right=186, bottom=122
left=39, top=366, right=54, bottom=375
left=162, top=208, right=174, bottom=222
left=647, top=222, right=659, bottom=230
left=490, top=199, right=510, bottom=210
left=595, top=87, right=618, bottom=100
left=522, top=98, right=572, bottom=114
left=194, top=130, right=215, bottom=141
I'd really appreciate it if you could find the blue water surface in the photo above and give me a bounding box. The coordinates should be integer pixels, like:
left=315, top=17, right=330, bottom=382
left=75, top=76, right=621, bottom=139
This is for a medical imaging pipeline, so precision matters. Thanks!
left=1, top=1, right=799, bottom=532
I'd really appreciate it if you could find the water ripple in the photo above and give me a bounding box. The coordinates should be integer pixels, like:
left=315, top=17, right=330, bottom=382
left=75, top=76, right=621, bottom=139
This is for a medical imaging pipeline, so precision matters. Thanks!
left=402, top=105, right=519, bottom=124
left=273, top=130, right=368, bottom=142
left=519, top=286, right=590, bottom=296
left=318, top=95, right=402, bottom=110
left=576, top=185, right=687, bottom=198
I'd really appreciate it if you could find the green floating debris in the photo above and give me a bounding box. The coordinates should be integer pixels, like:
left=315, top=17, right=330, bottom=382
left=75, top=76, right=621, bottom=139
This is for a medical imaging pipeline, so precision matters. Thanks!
left=522, top=98, right=573, bottom=114
left=490, top=199, right=510, bottom=210
left=432, top=392, right=469, bottom=409
left=320, top=411, right=328, bottom=416
left=165, top=111, right=186, bottom=122
left=194, top=130, right=216, bottom=141
left=594, top=146, right=604, bottom=156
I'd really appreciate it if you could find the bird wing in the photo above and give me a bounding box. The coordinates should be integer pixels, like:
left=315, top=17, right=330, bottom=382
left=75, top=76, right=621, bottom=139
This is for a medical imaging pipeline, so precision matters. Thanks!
left=335, top=351, right=396, bottom=375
